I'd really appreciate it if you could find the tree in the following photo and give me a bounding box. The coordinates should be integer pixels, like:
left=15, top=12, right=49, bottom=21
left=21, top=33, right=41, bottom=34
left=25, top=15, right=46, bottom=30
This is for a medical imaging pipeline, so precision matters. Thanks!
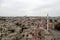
left=55, top=23, right=60, bottom=30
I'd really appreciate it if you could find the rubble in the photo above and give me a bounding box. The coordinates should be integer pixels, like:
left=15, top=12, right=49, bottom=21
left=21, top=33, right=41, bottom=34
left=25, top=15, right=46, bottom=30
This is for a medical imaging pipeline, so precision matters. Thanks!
left=0, top=16, right=59, bottom=40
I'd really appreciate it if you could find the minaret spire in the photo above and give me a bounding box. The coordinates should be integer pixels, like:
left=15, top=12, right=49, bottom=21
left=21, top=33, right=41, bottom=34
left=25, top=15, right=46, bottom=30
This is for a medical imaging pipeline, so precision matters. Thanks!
left=47, top=13, right=49, bottom=31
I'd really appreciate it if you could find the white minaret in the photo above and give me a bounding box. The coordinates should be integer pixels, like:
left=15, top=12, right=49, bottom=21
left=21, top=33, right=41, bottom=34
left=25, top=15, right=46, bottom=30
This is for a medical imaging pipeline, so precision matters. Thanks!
left=47, top=14, right=49, bottom=31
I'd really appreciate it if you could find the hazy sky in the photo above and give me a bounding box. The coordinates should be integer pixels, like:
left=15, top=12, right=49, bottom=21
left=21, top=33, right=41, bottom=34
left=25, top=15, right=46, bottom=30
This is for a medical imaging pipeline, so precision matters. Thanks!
left=0, top=0, right=60, bottom=16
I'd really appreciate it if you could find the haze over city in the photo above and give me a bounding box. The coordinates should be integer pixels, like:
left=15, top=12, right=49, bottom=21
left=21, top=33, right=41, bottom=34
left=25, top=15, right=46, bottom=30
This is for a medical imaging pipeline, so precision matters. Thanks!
left=0, top=0, right=60, bottom=16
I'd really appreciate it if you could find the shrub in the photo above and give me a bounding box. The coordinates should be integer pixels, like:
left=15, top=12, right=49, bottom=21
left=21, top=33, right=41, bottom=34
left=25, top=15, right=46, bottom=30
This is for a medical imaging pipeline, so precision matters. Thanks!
left=15, top=23, right=20, bottom=26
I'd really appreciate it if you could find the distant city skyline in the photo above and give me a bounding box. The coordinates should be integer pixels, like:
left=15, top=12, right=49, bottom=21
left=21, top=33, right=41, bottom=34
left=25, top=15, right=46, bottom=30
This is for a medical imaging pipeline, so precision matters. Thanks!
left=0, top=0, right=60, bottom=16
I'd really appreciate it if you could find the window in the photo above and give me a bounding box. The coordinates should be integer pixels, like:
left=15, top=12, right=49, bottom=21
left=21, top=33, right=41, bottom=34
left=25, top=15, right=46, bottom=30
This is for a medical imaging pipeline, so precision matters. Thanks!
left=55, top=20, right=57, bottom=22
left=49, top=19, right=53, bottom=23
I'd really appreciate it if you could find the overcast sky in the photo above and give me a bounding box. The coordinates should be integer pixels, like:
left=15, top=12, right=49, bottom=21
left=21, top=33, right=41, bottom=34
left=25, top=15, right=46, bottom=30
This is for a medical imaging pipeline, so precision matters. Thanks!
left=0, top=0, right=60, bottom=16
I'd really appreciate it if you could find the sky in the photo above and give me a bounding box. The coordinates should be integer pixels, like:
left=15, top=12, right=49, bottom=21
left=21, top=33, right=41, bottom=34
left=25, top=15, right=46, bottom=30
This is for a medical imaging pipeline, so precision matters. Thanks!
left=0, top=0, right=60, bottom=16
